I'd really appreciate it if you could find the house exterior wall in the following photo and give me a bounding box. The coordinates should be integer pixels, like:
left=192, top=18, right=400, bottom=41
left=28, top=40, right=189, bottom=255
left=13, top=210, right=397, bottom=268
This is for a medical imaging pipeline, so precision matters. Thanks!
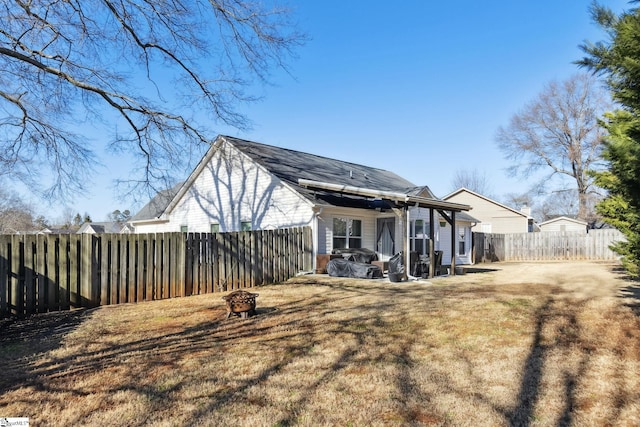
left=445, top=191, right=528, bottom=234
left=318, top=207, right=380, bottom=255
left=438, top=221, right=473, bottom=266
left=318, top=207, right=445, bottom=260
left=407, top=206, right=437, bottom=254
left=133, top=142, right=315, bottom=234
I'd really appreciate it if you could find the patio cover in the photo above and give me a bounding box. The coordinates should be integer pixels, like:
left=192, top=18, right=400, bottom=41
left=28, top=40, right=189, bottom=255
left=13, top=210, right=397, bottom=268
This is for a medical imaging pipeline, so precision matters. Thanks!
left=298, top=179, right=472, bottom=277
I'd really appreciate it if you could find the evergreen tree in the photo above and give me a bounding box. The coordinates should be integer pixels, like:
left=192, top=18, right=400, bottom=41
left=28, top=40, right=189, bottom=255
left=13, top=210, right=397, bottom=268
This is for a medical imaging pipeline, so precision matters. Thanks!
left=578, top=2, right=640, bottom=275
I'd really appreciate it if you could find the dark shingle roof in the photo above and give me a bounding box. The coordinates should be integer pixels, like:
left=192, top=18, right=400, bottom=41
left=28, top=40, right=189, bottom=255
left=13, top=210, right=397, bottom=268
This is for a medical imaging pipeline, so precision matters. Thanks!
left=82, top=222, right=128, bottom=233
left=132, top=136, right=441, bottom=220
left=225, top=136, right=429, bottom=203
left=131, top=182, right=183, bottom=221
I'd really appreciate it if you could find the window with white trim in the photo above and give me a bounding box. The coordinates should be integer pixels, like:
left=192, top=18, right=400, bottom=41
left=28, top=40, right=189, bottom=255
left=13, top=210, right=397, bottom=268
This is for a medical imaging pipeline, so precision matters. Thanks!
left=458, top=226, right=466, bottom=255
left=211, top=223, right=220, bottom=233
left=333, top=217, right=362, bottom=249
left=410, top=219, right=430, bottom=255
left=241, top=221, right=252, bottom=231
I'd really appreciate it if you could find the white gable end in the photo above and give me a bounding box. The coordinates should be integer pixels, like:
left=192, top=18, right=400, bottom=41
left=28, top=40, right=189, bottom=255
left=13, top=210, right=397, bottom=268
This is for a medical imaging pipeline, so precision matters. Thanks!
left=134, top=141, right=315, bottom=233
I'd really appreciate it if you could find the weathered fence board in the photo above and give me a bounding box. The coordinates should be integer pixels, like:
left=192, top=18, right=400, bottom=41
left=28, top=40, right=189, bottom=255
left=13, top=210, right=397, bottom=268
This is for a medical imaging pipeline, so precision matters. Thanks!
left=474, top=229, right=625, bottom=263
left=1, top=227, right=312, bottom=317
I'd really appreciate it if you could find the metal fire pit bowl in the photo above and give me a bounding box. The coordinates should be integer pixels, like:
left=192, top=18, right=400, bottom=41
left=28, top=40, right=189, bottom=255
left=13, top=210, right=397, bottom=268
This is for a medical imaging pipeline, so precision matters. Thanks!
left=222, top=290, right=259, bottom=319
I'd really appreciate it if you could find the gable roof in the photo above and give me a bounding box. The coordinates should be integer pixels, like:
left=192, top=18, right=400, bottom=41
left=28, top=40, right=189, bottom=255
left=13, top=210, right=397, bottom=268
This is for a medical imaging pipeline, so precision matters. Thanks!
left=443, top=187, right=529, bottom=219
left=226, top=136, right=432, bottom=196
left=76, top=222, right=132, bottom=234
left=538, top=216, right=588, bottom=227
left=130, top=182, right=184, bottom=222
left=133, top=135, right=467, bottom=221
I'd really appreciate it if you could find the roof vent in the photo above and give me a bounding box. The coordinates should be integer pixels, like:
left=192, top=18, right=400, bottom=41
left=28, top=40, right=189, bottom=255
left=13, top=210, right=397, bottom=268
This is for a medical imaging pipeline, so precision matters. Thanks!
left=349, top=170, right=353, bottom=179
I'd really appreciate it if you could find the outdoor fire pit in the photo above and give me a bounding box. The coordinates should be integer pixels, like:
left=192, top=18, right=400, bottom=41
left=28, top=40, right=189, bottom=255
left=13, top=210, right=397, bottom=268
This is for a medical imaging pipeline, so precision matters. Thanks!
left=222, top=290, right=259, bottom=319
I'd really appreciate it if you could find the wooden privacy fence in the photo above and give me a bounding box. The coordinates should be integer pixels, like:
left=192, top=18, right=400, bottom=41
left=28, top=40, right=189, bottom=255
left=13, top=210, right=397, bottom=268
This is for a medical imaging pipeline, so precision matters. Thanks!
left=474, top=229, right=625, bottom=263
left=0, top=227, right=313, bottom=317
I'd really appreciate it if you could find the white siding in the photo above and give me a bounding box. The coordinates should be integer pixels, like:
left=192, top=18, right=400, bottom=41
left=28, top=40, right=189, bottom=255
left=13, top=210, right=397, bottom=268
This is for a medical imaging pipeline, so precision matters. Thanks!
left=407, top=206, right=437, bottom=254
left=320, top=207, right=378, bottom=254
left=134, top=142, right=315, bottom=233
left=438, top=221, right=473, bottom=266
left=539, top=219, right=587, bottom=233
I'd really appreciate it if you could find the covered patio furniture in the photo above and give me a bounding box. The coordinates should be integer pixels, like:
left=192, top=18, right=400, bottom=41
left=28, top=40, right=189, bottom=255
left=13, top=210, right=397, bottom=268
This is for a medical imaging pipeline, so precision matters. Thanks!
left=326, top=258, right=383, bottom=279
left=388, top=252, right=405, bottom=282
left=331, top=247, right=378, bottom=264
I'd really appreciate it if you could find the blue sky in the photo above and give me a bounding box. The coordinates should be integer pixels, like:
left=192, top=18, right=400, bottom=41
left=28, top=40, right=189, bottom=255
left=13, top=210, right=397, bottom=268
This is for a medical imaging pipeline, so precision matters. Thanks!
left=45, top=0, right=629, bottom=222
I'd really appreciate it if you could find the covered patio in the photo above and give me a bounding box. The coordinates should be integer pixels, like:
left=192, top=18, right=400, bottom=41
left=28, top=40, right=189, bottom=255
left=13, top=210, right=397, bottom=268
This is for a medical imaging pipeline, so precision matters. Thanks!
left=298, top=178, right=472, bottom=279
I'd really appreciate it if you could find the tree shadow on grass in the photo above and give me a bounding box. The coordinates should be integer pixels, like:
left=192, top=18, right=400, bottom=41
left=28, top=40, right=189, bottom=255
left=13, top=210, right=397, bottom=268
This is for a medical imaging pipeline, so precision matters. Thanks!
left=4, top=274, right=639, bottom=426
left=0, top=309, right=93, bottom=394
left=610, top=264, right=640, bottom=316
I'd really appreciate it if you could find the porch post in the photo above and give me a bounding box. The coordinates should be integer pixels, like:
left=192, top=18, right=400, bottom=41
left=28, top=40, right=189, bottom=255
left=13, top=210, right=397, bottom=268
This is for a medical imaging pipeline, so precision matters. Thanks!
left=391, top=207, right=408, bottom=280
left=429, top=208, right=435, bottom=278
left=450, top=211, right=457, bottom=276
left=405, top=206, right=410, bottom=280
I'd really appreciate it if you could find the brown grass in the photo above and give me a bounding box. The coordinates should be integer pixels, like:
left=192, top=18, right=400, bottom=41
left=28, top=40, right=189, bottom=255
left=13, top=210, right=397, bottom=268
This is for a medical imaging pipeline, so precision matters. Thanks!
left=1, top=262, right=640, bottom=426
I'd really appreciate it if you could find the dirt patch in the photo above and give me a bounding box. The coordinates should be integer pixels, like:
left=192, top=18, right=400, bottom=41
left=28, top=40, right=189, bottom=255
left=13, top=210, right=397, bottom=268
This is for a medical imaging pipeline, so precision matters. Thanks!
left=432, top=261, right=628, bottom=300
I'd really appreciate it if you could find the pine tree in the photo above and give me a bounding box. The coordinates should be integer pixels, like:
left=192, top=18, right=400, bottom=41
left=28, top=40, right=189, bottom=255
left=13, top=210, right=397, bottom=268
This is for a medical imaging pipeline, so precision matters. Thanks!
left=578, top=2, right=640, bottom=275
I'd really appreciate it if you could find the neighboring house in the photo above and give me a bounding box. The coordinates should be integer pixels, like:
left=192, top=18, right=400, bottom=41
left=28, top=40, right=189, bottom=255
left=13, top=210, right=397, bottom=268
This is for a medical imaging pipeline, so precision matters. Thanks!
left=76, top=221, right=133, bottom=234
left=538, top=216, right=588, bottom=233
left=129, top=182, right=183, bottom=230
left=130, top=135, right=473, bottom=273
left=443, top=188, right=534, bottom=234
left=38, top=227, right=75, bottom=235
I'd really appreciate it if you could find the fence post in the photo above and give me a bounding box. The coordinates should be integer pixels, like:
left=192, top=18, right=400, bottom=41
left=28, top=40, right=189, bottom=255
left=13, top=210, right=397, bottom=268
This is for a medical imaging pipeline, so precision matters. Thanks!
left=0, top=236, right=8, bottom=317
left=10, top=235, right=23, bottom=316
left=24, top=235, right=36, bottom=315
left=176, top=232, right=186, bottom=297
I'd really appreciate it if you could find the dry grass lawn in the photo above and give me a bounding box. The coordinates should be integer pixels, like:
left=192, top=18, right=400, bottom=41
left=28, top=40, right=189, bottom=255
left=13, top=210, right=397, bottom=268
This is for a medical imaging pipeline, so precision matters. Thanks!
left=1, top=261, right=640, bottom=426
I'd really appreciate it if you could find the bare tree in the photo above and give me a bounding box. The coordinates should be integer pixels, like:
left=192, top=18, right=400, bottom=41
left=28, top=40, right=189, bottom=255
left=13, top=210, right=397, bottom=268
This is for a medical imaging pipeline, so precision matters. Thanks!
left=109, top=209, right=131, bottom=223
left=0, top=189, right=37, bottom=233
left=495, top=73, right=610, bottom=220
left=450, top=168, right=494, bottom=196
left=0, top=1, right=304, bottom=201
left=502, top=192, right=534, bottom=211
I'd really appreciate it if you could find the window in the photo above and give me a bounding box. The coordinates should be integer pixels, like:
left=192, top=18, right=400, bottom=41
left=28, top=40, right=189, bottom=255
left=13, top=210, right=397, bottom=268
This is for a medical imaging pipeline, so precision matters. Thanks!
left=458, top=227, right=466, bottom=255
left=180, top=225, right=188, bottom=233
left=241, top=221, right=252, bottom=231
left=210, top=223, right=220, bottom=233
left=410, top=219, right=430, bottom=255
left=333, top=217, right=362, bottom=249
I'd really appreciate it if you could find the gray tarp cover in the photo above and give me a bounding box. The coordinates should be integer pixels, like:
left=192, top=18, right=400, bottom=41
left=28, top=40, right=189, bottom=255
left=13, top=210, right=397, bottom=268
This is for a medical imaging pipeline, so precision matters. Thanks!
left=331, top=248, right=378, bottom=264
left=326, top=258, right=383, bottom=279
